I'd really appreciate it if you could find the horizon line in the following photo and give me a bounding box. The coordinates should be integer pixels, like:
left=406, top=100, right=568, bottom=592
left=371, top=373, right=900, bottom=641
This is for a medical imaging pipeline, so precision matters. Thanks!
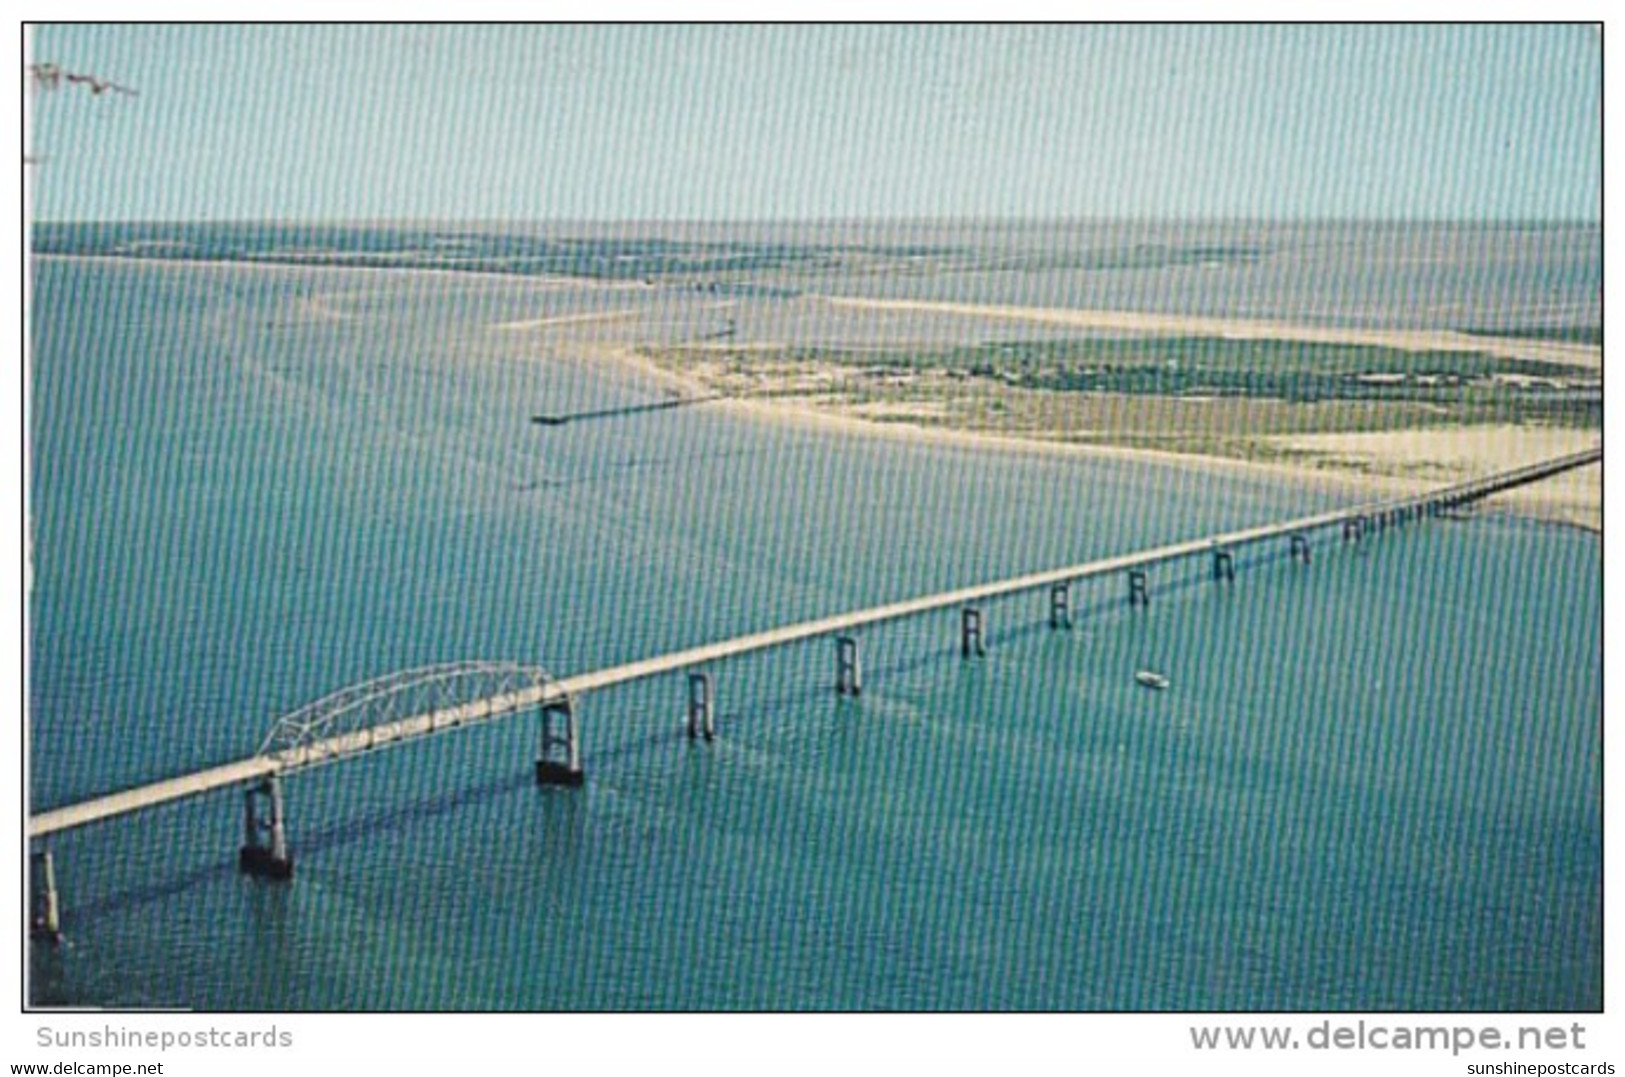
left=29, top=214, right=1602, bottom=228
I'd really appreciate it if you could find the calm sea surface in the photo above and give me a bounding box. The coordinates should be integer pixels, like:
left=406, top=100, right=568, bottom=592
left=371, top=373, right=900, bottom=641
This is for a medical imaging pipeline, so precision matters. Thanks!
left=27, top=223, right=1601, bottom=1010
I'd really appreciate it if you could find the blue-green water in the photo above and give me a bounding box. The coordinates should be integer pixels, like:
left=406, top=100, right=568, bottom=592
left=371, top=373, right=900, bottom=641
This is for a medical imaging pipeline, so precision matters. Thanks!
left=27, top=233, right=1601, bottom=1010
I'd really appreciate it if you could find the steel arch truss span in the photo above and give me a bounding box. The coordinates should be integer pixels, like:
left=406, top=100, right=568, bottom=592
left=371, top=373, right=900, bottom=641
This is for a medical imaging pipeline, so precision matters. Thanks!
left=257, top=661, right=557, bottom=773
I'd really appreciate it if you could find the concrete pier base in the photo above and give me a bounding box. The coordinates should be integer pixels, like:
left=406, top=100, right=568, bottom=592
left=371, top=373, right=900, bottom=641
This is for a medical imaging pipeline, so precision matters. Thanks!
left=687, top=672, right=715, bottom=742
left=1290, top=533, right=1312, bottom=564
left=1212, top=549, right=1236, bottom=583
left=961, top=607, right=985, bottom=658
left=30, top=848, right=61, bottom=941
left=534, top=760, right=586, bottom=787
left=1049, top=584, right=1072, bottom=630
left=239, top=776, right=293, bottom=879
left=536, top=697, right=584, bottom=786
left=1128, top=570, right=1150, bottom=608
left=835, top=636, right=862, bottom=696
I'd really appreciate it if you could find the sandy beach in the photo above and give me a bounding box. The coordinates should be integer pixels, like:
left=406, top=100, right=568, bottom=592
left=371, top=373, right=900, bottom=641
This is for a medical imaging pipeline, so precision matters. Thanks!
left=590, top=334, right=1602, bottom=533
left=1274, top=426, right=1601, bottom=532
left=494, top=310, right=642, bottom=331
left=815, top=296, right=1604, bottom=371
left=50, top=251, right=1599, bottom=532
left=33, top=252, right=654, bottom=292
left=798, top=298, right=1602, bottom=529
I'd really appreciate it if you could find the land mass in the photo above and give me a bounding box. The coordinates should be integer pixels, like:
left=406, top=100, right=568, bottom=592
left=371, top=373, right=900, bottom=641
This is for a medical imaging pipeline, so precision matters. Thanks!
left=606, top=297, right=1601, bottom=532
left=46, top=246, right=1600, bottom=531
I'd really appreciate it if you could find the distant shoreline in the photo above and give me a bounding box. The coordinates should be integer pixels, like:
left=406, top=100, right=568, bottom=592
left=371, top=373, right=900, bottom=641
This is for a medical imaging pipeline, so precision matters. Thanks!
left=35, top=250, right=1600, bottom=533
left=602, top=340, right=1601, bottom=534
left=29, top=251, right=651, bottom=291
left=813, top=296, right=1604, bottom=372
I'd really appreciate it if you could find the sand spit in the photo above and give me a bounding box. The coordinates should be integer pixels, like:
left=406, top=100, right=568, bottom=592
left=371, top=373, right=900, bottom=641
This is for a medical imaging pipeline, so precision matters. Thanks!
left=595, top=332, right=1602, bottom=533
left=586, top=342, right=1577, bottom=515
left=815, top=296, right=1603, bottom=371
left=1276, top=426, right=1601, bottom=532
left=38, top=252, right=1598, bottom=532
left=494, top=310, right=642, bottom=332
left=32, top=252, right=651, bottom=291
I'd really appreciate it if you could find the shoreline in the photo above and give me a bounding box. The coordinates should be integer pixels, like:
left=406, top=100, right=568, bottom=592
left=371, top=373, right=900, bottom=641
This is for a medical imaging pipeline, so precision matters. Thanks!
left=814, top=295, right=1604, bottom=372
left=30, top=251, right=652, bottom=291
left=35, top=253, right=1600, bottom=370
left=36, top=252, right=1599, bottom=532
left=599, top=342, right=1601, bottom=534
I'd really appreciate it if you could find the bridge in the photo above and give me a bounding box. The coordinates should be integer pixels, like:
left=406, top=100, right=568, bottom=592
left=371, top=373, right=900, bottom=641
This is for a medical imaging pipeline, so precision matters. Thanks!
left=27, top=448, right=1601, bottom=938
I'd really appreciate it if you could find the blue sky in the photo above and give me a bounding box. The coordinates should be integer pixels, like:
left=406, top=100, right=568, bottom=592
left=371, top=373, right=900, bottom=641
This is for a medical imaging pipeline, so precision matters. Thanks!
left=26, top=24, right=1601, bottom=222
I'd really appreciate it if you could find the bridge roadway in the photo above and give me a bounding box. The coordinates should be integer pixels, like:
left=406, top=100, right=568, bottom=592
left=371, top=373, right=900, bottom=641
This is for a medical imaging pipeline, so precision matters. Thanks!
left=28, top=447, right=1600, bottom=841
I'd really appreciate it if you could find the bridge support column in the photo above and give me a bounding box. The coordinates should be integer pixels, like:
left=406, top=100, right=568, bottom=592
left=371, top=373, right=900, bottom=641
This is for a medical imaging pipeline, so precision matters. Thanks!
left=1128, top=570, right=1150, bottom=608
left=239, top=775, right=293, bottom=879
left=30, top=847, right=61, bottom=942
left=1048, top=584, right=1072, bottom=630
left=1289, top=533, right=1311, bottom=565
left=536, top=697, right=585, bottom=787
left=1343, top=516, right=1365, bottom=543
left=835, top=636, right=862, bottom=696
left=961, top=607, right=985, bottom=658
left=1212, top=549, right=1235, bottom=583
left=687, top=672, right=715, bottom=742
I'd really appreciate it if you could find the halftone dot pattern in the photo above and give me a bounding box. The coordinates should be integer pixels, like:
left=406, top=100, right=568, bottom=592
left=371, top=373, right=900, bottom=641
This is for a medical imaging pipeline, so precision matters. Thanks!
left=29, top=26, right=1600, bottom=220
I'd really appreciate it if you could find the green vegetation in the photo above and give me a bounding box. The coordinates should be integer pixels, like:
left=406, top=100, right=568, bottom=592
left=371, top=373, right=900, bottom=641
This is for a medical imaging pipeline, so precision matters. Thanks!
left=643, top=333, right=1599, bottom=468
left=1458, top=325, right=1602, bottom=346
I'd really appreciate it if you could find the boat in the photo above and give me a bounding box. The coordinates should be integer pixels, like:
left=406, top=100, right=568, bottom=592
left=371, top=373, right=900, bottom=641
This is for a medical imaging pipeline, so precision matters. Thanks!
left=1135, top=670, right=1170, bottom=690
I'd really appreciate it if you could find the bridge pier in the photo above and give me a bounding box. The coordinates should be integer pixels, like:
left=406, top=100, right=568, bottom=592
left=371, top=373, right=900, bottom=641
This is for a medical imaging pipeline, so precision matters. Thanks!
left=1128, top=570, right=1150, bottom=608
left=1343, top=515, right=1365, bottom=543
left=1049, top=584, right=1072, bottom=630
left=239, top=775, right=293, bottom=879
left=1212, top=548, right=1235, bottom=583
left=536, top=697, right=585, bottom=787
left=961, top=607, right=985, bottom=658
left=835, top=636, right=862, bottom=696
left=30, top=847, right=61, bottom=942
left=1289, top=533, right=1312, bottom=564
left=687, top=672, right=715, bottom=741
